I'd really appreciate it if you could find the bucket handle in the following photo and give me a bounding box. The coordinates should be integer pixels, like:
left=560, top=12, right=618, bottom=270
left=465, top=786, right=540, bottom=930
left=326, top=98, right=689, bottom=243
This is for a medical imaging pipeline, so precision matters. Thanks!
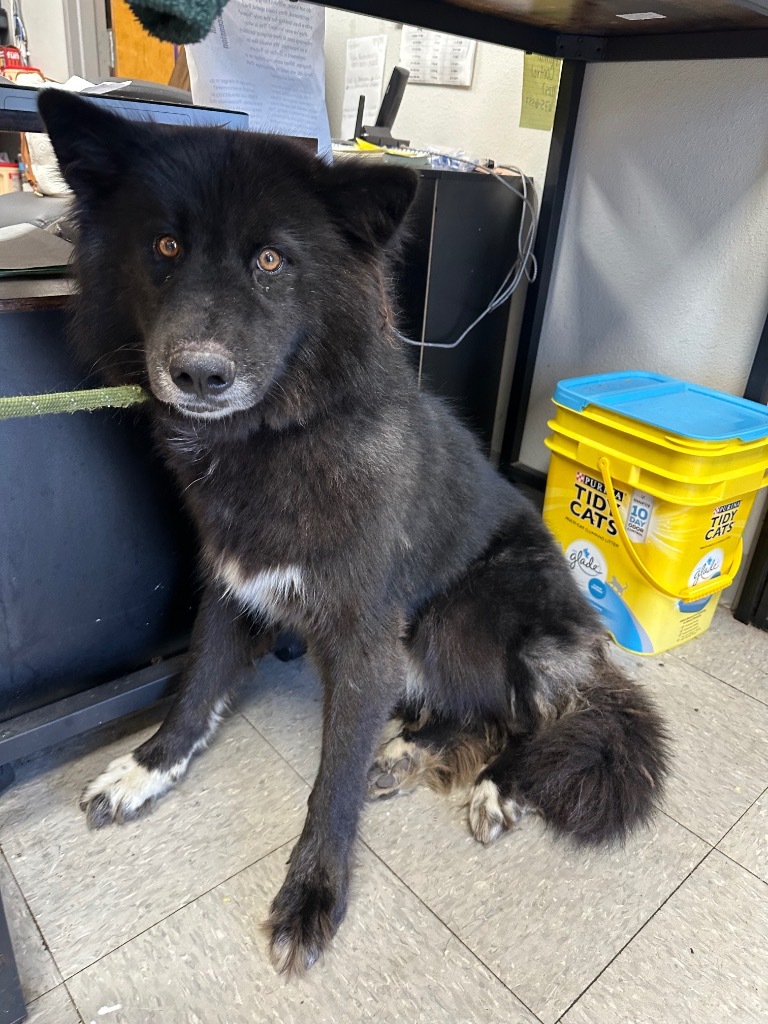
left=597, top=456, right=743, bottom=603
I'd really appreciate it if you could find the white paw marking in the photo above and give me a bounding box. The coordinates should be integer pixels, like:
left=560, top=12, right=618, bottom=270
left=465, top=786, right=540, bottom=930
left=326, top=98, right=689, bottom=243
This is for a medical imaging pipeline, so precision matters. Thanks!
left=215, top=557, right=306, bottom=623
left=376, top=717, right=405, bottom=748
left=81, top=703, right=227, bottom=822
left=379, top=736, right=416, bottom=763
left=469, top=779, right=526, bottom=845
left=80, top=753, right=187, bottom=820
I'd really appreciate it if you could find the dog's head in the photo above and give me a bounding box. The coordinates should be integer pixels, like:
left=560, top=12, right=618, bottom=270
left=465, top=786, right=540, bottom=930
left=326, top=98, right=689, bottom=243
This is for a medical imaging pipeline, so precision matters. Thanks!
left=38, top=90, right=417, bottom=422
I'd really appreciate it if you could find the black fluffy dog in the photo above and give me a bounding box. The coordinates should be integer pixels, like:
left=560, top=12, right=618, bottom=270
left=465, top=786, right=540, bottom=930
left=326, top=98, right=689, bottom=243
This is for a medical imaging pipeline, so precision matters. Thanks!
left=39, top=90, right=668, bottom=975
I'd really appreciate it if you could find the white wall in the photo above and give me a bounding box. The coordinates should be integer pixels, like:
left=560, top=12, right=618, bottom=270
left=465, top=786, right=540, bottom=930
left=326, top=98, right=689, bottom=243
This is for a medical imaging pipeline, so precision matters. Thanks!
left=324, top=10, right=552, bottom=187
left=517, top=57, right=768, bottom=601
left=520, top=58, right=768, bottom=472
left=11, top=0, right=71, bottom=81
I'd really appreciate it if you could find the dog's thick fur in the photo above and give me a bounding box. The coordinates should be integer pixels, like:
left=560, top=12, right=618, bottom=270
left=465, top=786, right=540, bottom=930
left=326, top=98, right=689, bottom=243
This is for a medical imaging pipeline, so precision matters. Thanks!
left=40, top=91, right=669, bottom=975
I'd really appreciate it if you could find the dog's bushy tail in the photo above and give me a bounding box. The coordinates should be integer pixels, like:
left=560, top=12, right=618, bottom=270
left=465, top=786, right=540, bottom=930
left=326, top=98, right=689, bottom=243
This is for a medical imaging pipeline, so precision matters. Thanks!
left=512, top=658, right=669, bottom=846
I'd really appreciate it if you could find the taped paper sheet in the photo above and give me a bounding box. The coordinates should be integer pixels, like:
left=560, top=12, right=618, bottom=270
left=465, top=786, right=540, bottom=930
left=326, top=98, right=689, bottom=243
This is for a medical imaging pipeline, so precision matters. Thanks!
left=340, top=34, right=387, bottom=140
left=399, top=27, right=476, bottom=87
left=187, top=0, right=331, bottom=154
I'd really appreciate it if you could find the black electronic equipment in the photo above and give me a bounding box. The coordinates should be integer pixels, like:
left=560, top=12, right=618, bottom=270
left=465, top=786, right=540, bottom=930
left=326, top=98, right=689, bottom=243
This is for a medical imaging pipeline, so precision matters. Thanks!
left=354, top=66, right=410, bottom=147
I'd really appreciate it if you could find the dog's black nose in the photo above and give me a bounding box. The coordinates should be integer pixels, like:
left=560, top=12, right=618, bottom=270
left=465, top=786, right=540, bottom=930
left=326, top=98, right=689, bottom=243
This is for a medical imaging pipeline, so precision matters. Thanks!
left=169, top=351, right=236, bottom=399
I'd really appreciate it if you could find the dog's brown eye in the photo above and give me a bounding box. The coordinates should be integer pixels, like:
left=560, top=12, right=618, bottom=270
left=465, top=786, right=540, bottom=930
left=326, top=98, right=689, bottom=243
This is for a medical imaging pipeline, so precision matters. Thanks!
left=256, top=247, right=283, bottom=273
left=155, top=235, right=182, bottom=259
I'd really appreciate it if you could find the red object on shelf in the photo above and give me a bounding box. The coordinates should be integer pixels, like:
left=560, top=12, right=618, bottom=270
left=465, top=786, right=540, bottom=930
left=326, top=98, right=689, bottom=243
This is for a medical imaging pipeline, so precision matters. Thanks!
left=0, top=47, right=23, bottom=70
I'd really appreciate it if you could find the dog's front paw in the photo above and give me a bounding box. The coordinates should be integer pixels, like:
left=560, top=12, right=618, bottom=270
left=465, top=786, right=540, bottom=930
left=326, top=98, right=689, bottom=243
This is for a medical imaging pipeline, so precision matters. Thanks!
left=266, top=872, right=347, bottom=975
left=80, top=753, right=182, bottom=828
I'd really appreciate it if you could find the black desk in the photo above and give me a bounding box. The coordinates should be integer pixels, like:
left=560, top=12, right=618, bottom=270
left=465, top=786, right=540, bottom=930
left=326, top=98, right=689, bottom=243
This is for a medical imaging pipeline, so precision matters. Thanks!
left=322, top=0, right=768, bottom=61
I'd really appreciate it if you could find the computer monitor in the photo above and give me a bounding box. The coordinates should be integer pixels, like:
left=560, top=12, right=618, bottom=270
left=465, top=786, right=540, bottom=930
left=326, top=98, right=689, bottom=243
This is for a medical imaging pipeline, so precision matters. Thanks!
left=0, top=81, right=249, bottom=134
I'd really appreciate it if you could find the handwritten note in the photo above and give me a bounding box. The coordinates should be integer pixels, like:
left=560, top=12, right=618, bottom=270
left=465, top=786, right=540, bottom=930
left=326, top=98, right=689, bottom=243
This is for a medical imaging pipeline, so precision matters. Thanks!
left=400, top=27, right=476, bottom=87
left=340, top=34, right=387, bottom=140
left=519, top=52, right=562, bottom=131
left=187, top=0, right=331, bottom=155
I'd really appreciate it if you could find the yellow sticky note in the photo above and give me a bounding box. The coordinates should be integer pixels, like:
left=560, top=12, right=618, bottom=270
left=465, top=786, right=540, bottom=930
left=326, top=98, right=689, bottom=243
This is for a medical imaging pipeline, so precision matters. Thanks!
left=520, top=53, right=562, bottom=131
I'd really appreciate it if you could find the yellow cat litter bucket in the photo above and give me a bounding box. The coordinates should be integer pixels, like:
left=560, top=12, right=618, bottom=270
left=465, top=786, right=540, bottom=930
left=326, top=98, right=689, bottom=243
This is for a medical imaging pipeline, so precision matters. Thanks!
left=543, top=371, right=768, bottom=654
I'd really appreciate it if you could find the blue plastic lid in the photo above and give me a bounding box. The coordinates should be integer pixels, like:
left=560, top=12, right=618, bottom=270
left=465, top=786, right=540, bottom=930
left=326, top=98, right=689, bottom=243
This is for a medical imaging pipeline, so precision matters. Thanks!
left=554, top=371, right=768, bottom=443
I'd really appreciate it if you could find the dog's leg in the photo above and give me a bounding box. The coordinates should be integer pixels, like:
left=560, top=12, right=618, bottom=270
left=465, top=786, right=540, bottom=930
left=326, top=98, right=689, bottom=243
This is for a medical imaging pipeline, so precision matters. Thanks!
left=468, top=738, right=535, bottom=845
left=465, top=639, right=668, bottom=847
left=366, top=723, right=427, bottom=798
left=81, top=588, right=265, bottom=828
left=266, top=626, right=404, bottom=974
left=367, top=716, right=501, bottom=799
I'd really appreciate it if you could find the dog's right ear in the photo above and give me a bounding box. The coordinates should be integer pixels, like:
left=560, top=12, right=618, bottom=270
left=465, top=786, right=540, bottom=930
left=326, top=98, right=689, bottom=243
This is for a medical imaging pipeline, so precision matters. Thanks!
left=37, top=89, right=143, bottom=198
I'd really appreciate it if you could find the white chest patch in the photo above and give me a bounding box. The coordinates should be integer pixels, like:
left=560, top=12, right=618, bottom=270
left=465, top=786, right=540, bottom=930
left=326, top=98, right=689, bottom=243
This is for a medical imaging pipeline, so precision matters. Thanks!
left=216, top=557, right=306, bottom=622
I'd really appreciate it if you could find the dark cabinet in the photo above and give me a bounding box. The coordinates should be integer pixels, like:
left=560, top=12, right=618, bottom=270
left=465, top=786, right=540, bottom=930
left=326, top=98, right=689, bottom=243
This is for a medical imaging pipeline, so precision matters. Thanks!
left=396, top=169, right=525, bottom=451
left=0, top=309, right=195, bottom=724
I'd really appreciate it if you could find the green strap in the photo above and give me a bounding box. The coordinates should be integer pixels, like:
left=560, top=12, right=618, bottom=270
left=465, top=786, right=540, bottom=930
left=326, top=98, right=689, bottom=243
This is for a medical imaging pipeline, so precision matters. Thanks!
left=0, top=385, right=148, bottom=421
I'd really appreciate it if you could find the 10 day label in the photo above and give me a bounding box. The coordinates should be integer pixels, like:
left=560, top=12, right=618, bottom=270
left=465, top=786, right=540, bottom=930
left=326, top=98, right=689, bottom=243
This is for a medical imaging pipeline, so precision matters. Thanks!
left=626, top=490, right=654, bottom=543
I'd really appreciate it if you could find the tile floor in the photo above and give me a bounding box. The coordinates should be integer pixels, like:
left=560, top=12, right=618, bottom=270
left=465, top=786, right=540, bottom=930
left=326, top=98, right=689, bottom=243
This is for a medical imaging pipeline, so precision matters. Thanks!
left=2, top=607, right=767, bottom=1024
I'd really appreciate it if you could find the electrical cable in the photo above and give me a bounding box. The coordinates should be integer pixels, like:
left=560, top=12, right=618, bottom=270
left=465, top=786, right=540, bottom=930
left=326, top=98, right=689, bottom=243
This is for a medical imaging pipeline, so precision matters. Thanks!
left=12, top=1, right=30, bottom=66
left=394, top=154, right=539, bottom=352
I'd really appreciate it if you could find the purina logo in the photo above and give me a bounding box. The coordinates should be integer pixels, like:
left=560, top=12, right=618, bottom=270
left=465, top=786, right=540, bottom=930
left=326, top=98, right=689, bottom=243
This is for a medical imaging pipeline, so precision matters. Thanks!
left=574, top=471, right=624, bottom=500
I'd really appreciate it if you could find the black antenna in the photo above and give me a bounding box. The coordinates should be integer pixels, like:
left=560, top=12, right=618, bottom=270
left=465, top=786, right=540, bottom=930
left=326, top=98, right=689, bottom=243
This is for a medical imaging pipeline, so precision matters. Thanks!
left=353, top=94, right=365, bottom=140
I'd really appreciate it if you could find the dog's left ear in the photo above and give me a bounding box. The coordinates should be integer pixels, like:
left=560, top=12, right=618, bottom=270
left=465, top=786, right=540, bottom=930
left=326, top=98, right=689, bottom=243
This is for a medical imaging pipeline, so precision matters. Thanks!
left=319, top=161, right=418, bottom=250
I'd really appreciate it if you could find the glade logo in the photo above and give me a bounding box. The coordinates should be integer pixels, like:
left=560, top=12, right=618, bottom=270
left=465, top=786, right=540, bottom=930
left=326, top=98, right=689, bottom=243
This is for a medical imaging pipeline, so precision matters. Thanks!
left=565, top=539, right=608, bottom=598
left=691, top=553, right=721, bottom=586
left=568, top=546, right=603, bottom=577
